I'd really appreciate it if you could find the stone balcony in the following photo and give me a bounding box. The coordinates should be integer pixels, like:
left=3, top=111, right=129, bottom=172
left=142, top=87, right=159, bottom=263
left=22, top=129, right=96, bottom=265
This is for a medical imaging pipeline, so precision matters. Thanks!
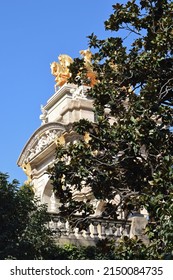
left=47, top=214, right=132, bottom=246
left=47, top=212, right=148, bottom=246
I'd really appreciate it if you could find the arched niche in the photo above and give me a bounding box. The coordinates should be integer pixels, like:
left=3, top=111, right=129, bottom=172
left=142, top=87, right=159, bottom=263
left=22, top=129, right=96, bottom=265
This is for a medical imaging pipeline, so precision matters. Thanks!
left=41, top=179, right=60, bottom=213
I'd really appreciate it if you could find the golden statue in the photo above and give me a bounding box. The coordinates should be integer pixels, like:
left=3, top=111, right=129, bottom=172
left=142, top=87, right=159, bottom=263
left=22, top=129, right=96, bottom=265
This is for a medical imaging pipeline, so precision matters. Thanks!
left=50, top=54, right=74, bottom=88
left=51, top=50, right=97, bottom=88
left=80, top=49, right=93, bottom=69
left=80, top=49, right=96, bottom=86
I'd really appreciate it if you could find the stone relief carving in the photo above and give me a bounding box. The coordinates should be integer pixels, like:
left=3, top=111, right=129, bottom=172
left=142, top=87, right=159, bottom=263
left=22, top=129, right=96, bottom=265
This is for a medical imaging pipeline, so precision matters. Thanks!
left=35, top=135, right=48, bottom=153
left=28, top=148, right=36, bottom=161
left=70, top=85, right=90, bottom=99
left=26, top=129, right=58, bottom=162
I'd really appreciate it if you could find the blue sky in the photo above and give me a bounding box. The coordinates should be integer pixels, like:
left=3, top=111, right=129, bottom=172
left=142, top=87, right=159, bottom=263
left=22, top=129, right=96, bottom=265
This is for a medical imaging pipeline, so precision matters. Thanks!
left=0, top=0, right=125, bottom=184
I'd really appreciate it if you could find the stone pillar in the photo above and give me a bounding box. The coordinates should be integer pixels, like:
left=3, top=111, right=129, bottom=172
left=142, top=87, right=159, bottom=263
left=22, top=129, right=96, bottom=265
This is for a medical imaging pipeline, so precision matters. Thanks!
left=129, top=215, right=149, bottom=244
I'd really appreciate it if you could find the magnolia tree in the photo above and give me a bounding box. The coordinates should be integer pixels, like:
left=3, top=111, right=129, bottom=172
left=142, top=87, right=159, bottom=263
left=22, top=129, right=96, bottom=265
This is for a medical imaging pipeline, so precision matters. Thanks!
left=49, top=0, right=173, bottom=258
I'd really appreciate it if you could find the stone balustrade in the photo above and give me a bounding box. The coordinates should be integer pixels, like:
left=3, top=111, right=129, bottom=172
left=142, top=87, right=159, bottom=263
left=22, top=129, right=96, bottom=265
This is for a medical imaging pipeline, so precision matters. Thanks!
left=47, top=214, right=131, bottom=245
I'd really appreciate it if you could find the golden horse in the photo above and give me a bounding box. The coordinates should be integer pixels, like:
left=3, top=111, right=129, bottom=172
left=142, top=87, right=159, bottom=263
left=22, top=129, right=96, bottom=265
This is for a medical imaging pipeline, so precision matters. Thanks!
left=80, top=49, right=96, bottom=87
left=50, top=54, right=73, bottom=87
left=51, top=51, right=96, bottom=88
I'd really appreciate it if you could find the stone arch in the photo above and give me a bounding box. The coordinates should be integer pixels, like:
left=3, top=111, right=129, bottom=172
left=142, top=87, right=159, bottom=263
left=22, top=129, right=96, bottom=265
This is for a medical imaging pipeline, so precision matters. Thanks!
left=17, top=122, right=66, bottom=167
left=41, top=179, right=53, bottom=210
left=41, top=179, right=59, bottom=213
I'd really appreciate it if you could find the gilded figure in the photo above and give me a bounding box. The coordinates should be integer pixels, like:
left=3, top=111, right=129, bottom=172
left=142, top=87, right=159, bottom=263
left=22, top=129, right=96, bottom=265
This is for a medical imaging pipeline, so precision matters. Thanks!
left=50, top=54, right=73, bottom=88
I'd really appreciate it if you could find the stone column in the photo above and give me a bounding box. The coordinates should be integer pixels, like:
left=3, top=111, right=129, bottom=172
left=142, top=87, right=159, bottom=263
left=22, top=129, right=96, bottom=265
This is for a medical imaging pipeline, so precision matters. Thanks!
left=129, top=215, right=149, bottom=244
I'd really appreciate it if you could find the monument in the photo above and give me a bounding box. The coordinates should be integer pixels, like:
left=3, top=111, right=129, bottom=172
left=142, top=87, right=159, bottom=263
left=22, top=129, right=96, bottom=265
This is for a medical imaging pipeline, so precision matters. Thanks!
left=17, top=51, right=95, bottom=213
left=17, top=51, right=147, bottom=244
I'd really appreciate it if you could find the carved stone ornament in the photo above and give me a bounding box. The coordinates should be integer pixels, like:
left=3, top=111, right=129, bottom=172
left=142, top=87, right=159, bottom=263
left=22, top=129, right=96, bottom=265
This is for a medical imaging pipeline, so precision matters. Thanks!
left=17, top=123, right=66, bottom=169
left=70, top=85, right=90, bottom=99
left=26, top=129, right=57, bottom=161
left=39, top=104, right=48, bottom=125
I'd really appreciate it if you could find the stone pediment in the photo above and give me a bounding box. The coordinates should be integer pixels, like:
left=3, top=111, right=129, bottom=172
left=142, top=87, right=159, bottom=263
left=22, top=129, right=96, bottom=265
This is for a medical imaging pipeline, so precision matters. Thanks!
left=17, top=122, right=66, bottom=167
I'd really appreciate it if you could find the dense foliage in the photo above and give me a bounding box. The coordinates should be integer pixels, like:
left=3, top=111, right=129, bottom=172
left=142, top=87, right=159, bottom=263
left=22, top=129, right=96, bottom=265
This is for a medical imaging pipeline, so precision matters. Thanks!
left=49, top=0, right=173, bottom=259
left=0, top=171, right=143, bottom=260
left=0, top=172, right=62, bottom=259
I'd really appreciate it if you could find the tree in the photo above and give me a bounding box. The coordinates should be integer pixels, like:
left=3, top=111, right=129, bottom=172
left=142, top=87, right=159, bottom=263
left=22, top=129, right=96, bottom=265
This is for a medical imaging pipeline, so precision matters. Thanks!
left=49, top=0, right=173, bottom=259
left=0, top=172, right=122, bottom=260
left=0, top=172, right=65, bottom=259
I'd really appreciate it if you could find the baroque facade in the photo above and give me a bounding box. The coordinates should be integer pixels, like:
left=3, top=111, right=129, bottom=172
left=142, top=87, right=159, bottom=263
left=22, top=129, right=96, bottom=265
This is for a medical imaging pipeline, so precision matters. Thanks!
left=17, top=83, right=94, bottom=212
left=17, top=53, right=148, bottom=245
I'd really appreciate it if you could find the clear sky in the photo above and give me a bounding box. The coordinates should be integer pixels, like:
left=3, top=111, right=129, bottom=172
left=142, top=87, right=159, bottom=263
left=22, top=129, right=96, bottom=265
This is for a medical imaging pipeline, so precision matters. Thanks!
left=0, top=0, right=124, bottom=184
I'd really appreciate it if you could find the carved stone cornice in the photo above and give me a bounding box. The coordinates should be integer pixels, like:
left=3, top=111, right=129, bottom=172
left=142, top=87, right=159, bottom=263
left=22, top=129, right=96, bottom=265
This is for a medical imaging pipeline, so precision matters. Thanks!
left=17, top=122, right=66, bottom=167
